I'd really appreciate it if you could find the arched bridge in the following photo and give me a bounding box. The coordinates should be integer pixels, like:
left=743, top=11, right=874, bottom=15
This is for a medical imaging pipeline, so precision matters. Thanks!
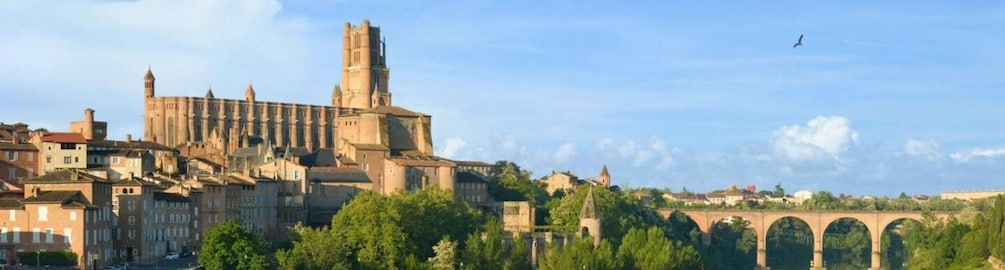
left=657, top=209, right=952, bottom=270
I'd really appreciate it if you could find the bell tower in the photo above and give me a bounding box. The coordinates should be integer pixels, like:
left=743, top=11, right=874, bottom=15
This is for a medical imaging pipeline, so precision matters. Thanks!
left=341, top=19, right=390, bottom=109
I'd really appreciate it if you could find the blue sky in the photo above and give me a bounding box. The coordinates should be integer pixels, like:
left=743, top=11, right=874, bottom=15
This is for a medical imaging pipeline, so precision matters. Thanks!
left=2, top=0, right=1004, bottom=196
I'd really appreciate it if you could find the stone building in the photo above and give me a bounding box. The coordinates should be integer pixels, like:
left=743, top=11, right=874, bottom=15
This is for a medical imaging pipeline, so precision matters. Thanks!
left=69, top=109, right=107, bottom=141
left=111, top=177, right=161, bottom=262
left=3, top=170, right=117, bottom=269
left=1, top=141, right=37, bottom=183
left=33, top=133, right=88, bottom=174
left=143, top=20, right=391, bottom=151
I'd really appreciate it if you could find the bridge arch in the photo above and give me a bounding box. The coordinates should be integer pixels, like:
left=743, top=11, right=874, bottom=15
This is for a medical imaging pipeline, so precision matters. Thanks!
left=657, top=209, right=949, bottom=270
left=765, top=216, right=814, bottom=268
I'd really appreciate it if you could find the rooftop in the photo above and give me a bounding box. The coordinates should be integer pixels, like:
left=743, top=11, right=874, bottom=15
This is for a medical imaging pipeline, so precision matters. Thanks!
left=41, top=132, right=87, bottom=144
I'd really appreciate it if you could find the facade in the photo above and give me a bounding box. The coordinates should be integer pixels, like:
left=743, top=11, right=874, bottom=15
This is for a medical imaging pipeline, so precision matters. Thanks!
left=542, top=171, right=579, bottom=195
left=6, top=170, right=116, bottom=269
left=151, top=192, right=192, bottom=256
left=455, top=171, right=489, bottom=206
left=179, top=176, right=226, bottom=248
left=0, top=142, right=37, bottom=183
left=111, top=177, right=160, bottom=263
left=304, top=167, right=371, bottom=226
left=34, top=133, right=88, bottom=174
left=500, top=201, right=535, bottom=233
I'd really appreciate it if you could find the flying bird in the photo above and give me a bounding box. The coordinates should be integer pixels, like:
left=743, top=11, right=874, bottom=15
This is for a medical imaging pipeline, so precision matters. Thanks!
left=793, top=34, right=804, bottom=48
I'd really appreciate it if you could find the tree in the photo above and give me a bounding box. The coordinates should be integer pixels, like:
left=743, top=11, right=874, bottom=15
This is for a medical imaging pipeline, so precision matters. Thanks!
left=538, top=237, right=620, bottom=270
left=199, top=221, right=270, bottom=270
left=429, top=236, right=457, bottom=270
left=773, top=182, right=786, bottom=197
left=617, top=227, right=702, bottom=270
left=275, top=224, right=349, bottom=270
left=504, top=234, right=533, bottom=270
left=460, top=218, right=505, bottom=270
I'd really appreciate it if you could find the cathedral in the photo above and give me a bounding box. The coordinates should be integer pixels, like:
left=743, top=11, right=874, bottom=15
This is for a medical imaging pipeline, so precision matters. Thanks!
left=144, top=20, right=462, bottom=196
left=144, top=19, right=400, bottom=152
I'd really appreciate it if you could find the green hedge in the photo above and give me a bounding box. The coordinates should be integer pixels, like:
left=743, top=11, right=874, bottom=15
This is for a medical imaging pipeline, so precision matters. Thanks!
left=15, top=251, right=77, bottom=266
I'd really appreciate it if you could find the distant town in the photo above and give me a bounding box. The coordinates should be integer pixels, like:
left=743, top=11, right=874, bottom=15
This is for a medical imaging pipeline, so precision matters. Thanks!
left=2, top=19, right=1003, bottom=270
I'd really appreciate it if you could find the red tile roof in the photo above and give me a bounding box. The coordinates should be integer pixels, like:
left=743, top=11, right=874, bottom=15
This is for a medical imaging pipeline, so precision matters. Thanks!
left=41, top=132, right=87, bottom=144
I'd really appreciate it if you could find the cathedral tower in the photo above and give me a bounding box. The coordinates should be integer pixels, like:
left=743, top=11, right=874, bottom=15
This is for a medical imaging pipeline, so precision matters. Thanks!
left=579, top=186, right=602, bottom=246
left=341, top=19, right=390, bottom=109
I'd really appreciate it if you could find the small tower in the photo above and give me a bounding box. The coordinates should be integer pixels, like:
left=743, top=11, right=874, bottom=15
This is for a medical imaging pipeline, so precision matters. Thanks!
left=205, top=86, right=215, bottom=99
left=371, top=84, right=381, bottom=107
left=332, top=84, right=342, bottom=107
left=245, top=83, right=256, bottom=102
left=598, top=164, right=611, bottom=188
left=144, top=66, right=155, bottom=99
left=579, top=186, right=602, bottom=246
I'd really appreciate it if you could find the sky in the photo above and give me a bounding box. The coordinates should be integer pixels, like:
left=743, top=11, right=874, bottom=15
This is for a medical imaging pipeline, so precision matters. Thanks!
left=2, top=0, right=1004, bottom=196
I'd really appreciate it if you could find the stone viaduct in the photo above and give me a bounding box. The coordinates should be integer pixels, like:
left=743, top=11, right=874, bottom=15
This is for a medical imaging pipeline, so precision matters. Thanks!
left=657, top=209, right=952, bottom=270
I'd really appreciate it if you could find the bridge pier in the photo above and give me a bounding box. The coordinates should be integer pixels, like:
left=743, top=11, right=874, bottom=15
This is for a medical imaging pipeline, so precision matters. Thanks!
left=813, top=238, right=824, bottom=270
left=871, top=240, right=882, bottom=270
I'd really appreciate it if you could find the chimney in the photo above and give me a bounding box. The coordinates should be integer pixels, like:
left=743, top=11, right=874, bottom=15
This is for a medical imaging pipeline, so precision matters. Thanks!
left=126, top=134, right=133, bottom=143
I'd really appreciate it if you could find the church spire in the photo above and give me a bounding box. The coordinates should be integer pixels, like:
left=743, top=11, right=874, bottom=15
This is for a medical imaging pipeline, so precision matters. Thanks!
left=580, top=186, right=600, bottom=219
left=579, top=186, right=602, bottom=246
left=205, top=86, right=215, bottom=98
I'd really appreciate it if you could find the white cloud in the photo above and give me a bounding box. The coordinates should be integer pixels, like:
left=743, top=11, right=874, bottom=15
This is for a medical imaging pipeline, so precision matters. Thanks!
left=950, top=147, right=1005, bottom=162
left=553, top=142, right=577, bottom=162
left=903, top=139, right=940, bottom=157
left=772, top=116, right=859, bottom=161
left=595, top=136, right=676, bottom=169
left=437, top=137, right=467, bottom=158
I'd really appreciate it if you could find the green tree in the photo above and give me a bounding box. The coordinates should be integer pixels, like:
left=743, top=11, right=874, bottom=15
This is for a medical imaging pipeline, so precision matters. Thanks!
left=199, top=221, right=270, bottom=270
left=429, top=236, right=457, bottom=270
left=275, top=224, right=350, bottom=270
left=773, top=182, right=786, bottom=197
left=504, top=234, right=533, bottom=270
left=538, top=237, right=620, bottom=270
left=546, top=185, right=671, bottom=246
left=709, top=218, right=756, bottom=270
left=460, top=218, right=505, bottom=270
left=617, top=227, right=702, bottom=270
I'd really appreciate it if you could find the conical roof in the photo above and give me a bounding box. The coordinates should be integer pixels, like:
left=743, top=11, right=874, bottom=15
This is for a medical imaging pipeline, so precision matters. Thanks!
left=600, top=164, right=610, bottom=177
left=245, top=83, right=255, bottom=95
left=580, top=186, right=600, bottom=219
left=332, top=85, right=342, bottom=97
left=205, top=86, right=215, bottom=98
left=144, top=66, right=155, bottom=80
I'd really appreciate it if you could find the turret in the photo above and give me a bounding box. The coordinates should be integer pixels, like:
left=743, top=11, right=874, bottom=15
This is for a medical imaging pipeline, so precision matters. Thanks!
left=579, top=186, right=602, bottom=246
left=332, top=84, right=342, bottom=107
left=144, top=66, right=155, bottom=99
left=245, top=83, right=256, bottom=102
